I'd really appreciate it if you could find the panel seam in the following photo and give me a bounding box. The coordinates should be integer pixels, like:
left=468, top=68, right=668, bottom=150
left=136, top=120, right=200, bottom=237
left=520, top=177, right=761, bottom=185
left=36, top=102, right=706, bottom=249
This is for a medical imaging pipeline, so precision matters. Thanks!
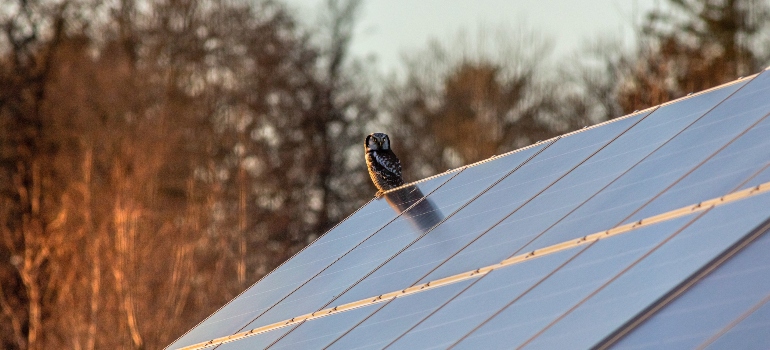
left=595, top=217, right=770, bottom=349
left=696, top=290, right=770, bottom=349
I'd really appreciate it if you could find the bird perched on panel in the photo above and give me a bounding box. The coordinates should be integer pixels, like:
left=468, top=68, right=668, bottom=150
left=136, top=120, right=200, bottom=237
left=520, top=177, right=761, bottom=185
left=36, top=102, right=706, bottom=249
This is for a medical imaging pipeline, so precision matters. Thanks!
left=365, top=132, right=404, bottom=197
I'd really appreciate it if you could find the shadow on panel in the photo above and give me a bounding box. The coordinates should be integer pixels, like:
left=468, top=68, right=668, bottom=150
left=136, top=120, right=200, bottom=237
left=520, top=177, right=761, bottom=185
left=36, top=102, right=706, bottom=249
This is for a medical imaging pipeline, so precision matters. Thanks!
left=384, top=185, right=443, bottom=232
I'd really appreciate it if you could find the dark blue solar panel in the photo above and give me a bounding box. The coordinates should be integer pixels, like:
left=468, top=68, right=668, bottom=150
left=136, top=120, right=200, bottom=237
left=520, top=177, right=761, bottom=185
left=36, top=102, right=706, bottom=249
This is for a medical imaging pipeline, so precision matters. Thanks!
left=213, top=326, right=293, bottom=350
left=705, top=296, right=770, bottom=350
left=329, top=114, right=646, bottom=306
left=623, top=70, right=770, bottom=223
left=622, top=112, right=770, bottom=220
left=511, top=76, right=754, bottom=252
left=265, top=302, right=380, bottom=350
left=270, top=279, right=475, bottom=350
left=445, top=215, right=696, bottom=349
left=168, top=174, right=452, bottom=349
left=384, top=247, right=583, bottom=349
left=421, top=79, right=747, bottom=283
left=609, top=219, right=770, bottom=349
left=237, top=142, right=552, bottom=332
left=736, top=165, right=770, bottom=191
left=515, top=190, right=770, bottom=349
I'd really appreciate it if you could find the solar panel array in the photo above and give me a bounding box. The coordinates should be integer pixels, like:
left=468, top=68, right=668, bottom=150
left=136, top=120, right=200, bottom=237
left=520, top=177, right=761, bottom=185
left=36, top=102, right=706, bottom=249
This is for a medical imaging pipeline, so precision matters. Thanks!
left=168, top=67, right=770, bottom=350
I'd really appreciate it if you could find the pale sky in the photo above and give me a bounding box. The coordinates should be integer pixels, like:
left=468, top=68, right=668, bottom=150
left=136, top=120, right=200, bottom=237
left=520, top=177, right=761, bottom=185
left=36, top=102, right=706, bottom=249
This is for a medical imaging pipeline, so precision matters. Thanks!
left=287, top=0, right=661, bottom=74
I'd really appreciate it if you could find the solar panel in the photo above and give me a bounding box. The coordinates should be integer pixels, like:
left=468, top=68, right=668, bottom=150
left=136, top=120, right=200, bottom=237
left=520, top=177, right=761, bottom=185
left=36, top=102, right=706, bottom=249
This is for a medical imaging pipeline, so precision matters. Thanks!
left=169, top=70, right=770, bottom=350
left=739, top=165, right=770, bottom=191
left=622, top=70, right=770, bottom=223
left=445, top=215, right=698, bottom=348
left=214, top=325, right=293, bottom=350
left=608, top=219, right=770, bottom=349
left=624, top=113, right=770, bottom=220
left=706, top=296, right=770, bottom=349
left=507, top=77, right=751, bottom=253
left=520, top=190, right=770, bottom=349
left=273, top=279, right=477, bottom=350
left=378, top=246, right=583, bottom=349
left=263, top=300, right=380, bottom=350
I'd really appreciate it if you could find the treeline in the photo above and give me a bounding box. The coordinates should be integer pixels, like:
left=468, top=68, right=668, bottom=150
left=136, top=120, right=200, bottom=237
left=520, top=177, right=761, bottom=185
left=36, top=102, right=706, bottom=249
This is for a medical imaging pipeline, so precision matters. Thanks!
left=0, top=0, right=767, bottom=348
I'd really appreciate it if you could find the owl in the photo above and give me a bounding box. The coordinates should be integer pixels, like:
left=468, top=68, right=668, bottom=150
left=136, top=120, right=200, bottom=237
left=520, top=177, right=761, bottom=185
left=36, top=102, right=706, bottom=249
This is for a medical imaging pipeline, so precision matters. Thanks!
left=365, top=132, right=404, bottom=197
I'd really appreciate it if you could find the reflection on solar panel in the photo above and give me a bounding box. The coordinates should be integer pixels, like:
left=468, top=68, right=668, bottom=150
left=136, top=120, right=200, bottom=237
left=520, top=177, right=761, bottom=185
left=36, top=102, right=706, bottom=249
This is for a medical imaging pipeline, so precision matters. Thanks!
left=167, top=68, right=770, bottom=350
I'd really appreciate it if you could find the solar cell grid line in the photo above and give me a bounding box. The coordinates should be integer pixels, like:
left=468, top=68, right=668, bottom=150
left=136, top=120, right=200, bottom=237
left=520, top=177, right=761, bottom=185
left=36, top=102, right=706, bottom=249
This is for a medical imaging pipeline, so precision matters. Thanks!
left=600, top=215, right=770, bottom=349
left=699, top=292, right=770, bottom=349
left=620, top=70, right=770, bottom=224
left=603, top=224, right=770, bottom=350
left=500, top=72, right=760, bottom=254
left=379, top=215, right=697, bottom=350
left=622, top=109, right=770, bottom=223
left=261, top=300, right=385, bottom=350
left=735, top=163, right=770, bottom=192
left=530, top=202, right=768, bottom=348
left=509, top=191, right=770, bottom=350
left=324, top=239, right=602, bottom=349
left=383, top=243, right=590, bottom=350
left=444, top=213, right=708, bottom=350
left=451, top=193, right=770, bottom=349
left=233, top=140, right=558, bottom=336
left=621, top=105, right=770, bottom=224
left=211, top=324, right=294, bottom=350
left=168, top=171, right=457, bottom=349
left=265, top=279, right=478, bottom=350
left=416, top=75, right=751, bottom=285
left=326, top=111, right=652, bottom=308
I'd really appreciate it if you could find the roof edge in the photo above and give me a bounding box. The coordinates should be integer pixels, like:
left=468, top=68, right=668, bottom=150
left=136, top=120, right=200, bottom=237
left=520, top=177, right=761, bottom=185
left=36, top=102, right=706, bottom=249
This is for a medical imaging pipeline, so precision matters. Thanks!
left=385, top=73, right=759, bottom=195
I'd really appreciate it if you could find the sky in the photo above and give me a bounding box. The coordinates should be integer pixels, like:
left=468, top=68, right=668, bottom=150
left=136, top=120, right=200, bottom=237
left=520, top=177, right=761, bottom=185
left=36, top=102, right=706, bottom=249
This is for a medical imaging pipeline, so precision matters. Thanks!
left=287, top=0, right=661, bottom=74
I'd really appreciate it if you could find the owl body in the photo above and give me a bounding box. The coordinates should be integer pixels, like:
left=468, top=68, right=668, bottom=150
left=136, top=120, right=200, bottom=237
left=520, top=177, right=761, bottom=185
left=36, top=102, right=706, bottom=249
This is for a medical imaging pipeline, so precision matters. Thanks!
left=365, top=133, right=404, bottom=196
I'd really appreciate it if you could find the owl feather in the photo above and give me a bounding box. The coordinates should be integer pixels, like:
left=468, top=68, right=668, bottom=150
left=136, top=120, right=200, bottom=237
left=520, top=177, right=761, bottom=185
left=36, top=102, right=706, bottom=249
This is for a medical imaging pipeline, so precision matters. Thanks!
left=365, top=133, right=404, bottom=197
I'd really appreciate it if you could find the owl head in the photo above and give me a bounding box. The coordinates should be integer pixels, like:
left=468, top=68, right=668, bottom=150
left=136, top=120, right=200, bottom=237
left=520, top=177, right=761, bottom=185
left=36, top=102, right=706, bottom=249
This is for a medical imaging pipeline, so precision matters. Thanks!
left=365, top=132, right=391, bottom=151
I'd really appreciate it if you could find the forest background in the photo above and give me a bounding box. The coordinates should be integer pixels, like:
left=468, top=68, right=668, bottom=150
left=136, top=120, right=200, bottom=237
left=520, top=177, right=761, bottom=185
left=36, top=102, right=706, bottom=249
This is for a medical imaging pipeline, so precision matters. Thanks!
left=1, top=0, right=768, bottom=348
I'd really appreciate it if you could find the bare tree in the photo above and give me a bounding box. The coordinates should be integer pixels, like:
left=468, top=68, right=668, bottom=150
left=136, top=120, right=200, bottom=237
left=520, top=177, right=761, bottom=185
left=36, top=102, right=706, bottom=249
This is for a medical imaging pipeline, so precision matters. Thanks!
left=604, top=0, right=768, bottom=114
left=0, top=0, right=364, bottom=348
left=309, top=0, right=375, bottom=233
left=382, top=26, right=588, bottom=180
